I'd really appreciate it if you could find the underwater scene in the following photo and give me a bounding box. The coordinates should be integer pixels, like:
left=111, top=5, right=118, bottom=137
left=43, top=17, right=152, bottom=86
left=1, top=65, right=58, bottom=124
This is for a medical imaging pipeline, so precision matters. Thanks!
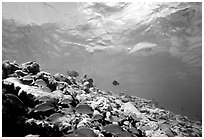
left=2, top=2, right=202, bottom=137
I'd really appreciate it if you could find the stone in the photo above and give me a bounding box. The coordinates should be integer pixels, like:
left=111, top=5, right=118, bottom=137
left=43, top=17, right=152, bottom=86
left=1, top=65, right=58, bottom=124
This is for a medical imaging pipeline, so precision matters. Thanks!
left=121, top=102, right=143, bottom=117
left=53, top=73, right=72, bottom=85
left=15, top=70, right=28, bottom=77
left=2, top=60, right=20, bottom=79
left=21, top=61, right=40, bottom=75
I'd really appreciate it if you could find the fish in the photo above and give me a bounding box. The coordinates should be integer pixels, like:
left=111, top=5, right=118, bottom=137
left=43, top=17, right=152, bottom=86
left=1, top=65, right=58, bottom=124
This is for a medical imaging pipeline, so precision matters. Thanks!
left=34, top=79, right=47, bottom=87
left=61, top=98, right=72, bottom=105
left=60, top=108, right=73, bottom=114
left=159, top=124, right=174, bottom=137
left=35, top=96, right=52, bottom=102
left=75, top=127, right=97, bottom=137
left=21, top=75, right=34, bottom=81
left=72, top=104, right=93, bottom=114
left=28, top=102, right=54, bottom=114
left=112, top=80, right=119, bottom=86
left=117, top=131, right=132, bottom=137
left=103, top=124, right=123, bottom=134
left=4, top=93, right=24, bottom=106
left=67, top=70, right=79, bottom=77
left=92, top=114, right=103, bottom=121
left=46, top=113, right=63, bottom=123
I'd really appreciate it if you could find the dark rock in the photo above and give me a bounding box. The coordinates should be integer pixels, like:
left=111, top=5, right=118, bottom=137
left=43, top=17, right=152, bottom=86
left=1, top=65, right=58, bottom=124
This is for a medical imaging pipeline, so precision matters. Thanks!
left=83, top=78, right=94, bottom=88
left=2, top=93, right=28, bottom=136
left=53, top=73, right=72, bottom=85
left=21, top=61, right=40, bottom=75
left=2, top=60, right=20, bottom=79
left=15, top=70, right=28, bottom=77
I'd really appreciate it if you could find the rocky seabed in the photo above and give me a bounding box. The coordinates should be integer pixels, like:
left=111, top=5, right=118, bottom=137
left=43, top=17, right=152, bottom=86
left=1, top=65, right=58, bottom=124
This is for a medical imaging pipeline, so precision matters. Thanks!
left=2, top=60, right=202, bottom=137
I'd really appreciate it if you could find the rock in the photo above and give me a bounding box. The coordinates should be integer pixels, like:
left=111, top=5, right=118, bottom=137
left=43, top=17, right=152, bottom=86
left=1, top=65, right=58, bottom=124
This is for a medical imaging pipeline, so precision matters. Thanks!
left=2, top=60, right=20, bottom=79
left=15, top=70, right=28, bottom=77
left=56, top=81, right=68, bottom=91
left=2, top=93, right=28, bottom=136
left=2, top=60, right=202, bottom=137
left=121, top=102, right=143, bottom=117
left=2, top=79, right=16, bottom=95
left=25, top=134, right=40, bottom=137
left=21, top=61, right=40, bottom=75
left=53, top=73, right=72, bottom=85
left=20, top=75, right=35, bottom=85
left=151, top=130, right=168, bottom=137
left=123, top=120, right=130, bottom=126
left=115, top=99, right=123, bottom=106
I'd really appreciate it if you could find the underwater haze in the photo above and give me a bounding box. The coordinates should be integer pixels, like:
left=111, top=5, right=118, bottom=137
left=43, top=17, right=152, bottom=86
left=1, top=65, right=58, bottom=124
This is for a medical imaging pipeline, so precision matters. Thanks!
left=2, top=2, right=202, bottom=121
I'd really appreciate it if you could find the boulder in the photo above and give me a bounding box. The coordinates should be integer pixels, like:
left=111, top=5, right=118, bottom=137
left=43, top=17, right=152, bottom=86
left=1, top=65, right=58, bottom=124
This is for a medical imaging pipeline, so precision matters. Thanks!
left=21, top=61, right=40, bottom=75
left=53, top=73, right=72, bottom=85
left=121, top=102, right=143, bottom=117
left=2, top=60, right=20, bottom=79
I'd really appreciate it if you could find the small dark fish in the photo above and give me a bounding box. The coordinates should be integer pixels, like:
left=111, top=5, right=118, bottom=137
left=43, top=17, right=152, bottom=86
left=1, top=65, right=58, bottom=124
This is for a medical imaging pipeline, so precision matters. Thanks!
left=129, top=127, right=141, bottom=135
left=46, top=113, right=63, bottom=123
left=35, top=79, right=47, bottom=87
left=4, top=93, right=24, bottom=106
left=117, top=131, right=132, bottom=137
left=63, top=132, right=77, bottom=137
left=160, top=124, right=174, bottom=137
left=140, top=125, right=152, bottom=131
left=103, top=124, right=123, bottom=134
left=60, top=108, right=73, bottom=114
left=67, top=70, right=79, bottom=77
left=73, top=104, right=93, bottom=114
left=112, top=80, right=119, bottom=86
left=181, top=106, right=184, bottom=111
left=109, top=115, right=120, bottom=122
left=29, top=102, right=54, bottom=113
left=92, top=114, right=103, bottom=121
left=21, top=75, right=34, bottom=81
left=35, top=96, right=51, bottom=102
left=61, top=98, right=72, bottom=105
left=75, top=127, right=97, bottom=137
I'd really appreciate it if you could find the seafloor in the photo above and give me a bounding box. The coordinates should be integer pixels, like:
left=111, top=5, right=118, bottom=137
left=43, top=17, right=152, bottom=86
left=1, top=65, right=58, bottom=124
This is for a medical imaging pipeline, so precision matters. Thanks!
left=2, top=60, right=202, bottom=137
